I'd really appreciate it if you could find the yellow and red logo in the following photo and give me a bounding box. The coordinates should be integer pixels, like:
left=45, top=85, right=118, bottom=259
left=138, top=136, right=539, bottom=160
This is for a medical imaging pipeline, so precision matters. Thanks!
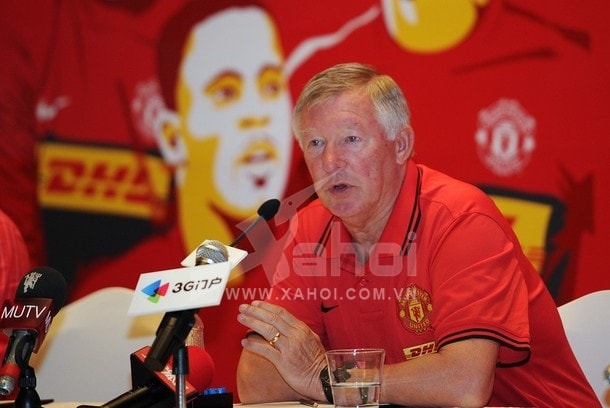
left=37, top=141, right=171, bottom=220
left=397, top=284, right=433, bottom=334
left=403, top=341, right=436, bottom=360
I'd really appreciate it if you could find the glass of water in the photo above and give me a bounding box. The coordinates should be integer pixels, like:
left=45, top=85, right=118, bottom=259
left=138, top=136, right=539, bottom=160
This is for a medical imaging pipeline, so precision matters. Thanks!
left=325, top=348, right=385, bottom=408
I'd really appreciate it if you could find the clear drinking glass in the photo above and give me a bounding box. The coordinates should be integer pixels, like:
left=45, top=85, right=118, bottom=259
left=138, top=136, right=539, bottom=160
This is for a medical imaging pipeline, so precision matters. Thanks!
left=325, top=348, right=385, bottom=408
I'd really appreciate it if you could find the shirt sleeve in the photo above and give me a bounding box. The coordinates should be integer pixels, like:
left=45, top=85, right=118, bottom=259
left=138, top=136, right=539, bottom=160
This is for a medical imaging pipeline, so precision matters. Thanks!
left=0, top=210, right=31, bottom=355
left=429, top=211, right=531, bottom=366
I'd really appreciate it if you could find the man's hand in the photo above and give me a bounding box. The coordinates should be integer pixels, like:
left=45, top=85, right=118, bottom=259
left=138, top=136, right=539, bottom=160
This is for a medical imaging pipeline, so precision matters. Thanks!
left=237, top=300, right=327, bottom=399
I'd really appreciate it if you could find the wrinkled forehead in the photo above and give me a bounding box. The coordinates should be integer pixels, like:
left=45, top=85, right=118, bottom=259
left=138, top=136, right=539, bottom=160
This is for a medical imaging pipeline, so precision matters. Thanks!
left=181, top=7, right=284, bottom=84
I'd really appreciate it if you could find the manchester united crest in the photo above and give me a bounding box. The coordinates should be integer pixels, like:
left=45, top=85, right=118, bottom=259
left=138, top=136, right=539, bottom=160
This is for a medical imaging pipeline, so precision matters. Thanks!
left=474, top=98, right=536, bottom=177
left=397, top=284, right=433, bottom=334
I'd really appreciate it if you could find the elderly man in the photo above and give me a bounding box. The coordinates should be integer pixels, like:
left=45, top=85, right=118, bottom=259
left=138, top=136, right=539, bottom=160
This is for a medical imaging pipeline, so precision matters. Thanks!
left=236, top=62, right=598, bottom=407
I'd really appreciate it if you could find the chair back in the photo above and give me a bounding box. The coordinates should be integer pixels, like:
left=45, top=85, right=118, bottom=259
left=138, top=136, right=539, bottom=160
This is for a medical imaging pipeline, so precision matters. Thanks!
left=28, top=287, right=162, bottom=402
left=558, top=290, right=610, bottom=406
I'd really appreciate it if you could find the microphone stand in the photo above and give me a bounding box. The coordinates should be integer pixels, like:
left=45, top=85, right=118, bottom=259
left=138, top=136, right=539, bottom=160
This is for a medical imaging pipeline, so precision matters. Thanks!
left=13, top=332, right=41, bottom=408
left=145, top=310, right=196, bottom=371
left=173, top=346, right=189, bottom=408
left=145, top=310, right=195, bottom=407
left=15, top=366, right=41, bottom=408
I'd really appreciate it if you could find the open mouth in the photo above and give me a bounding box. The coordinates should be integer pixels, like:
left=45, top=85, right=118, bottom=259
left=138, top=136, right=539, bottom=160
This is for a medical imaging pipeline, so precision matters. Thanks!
left=332, top=183, right=349, bottom=191
left=251, top=174, right=269, bottom=188
left=327, top=181, right=353, bottom=195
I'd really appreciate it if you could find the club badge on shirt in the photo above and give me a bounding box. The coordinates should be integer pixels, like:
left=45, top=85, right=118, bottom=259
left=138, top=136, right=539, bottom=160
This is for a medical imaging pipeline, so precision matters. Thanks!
left=397, top=284, right=433, bottom=334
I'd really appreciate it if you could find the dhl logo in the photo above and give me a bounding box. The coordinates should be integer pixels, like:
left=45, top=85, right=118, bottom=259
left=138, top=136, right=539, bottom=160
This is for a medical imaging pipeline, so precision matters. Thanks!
left=38, top=141, right=171, bottom=219
left=403, top=341, right=436, bottom=360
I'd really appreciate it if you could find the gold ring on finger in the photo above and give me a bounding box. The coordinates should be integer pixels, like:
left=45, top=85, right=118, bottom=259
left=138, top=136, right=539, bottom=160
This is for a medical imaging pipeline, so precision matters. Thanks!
left=269, top=331, right=281, bottom=346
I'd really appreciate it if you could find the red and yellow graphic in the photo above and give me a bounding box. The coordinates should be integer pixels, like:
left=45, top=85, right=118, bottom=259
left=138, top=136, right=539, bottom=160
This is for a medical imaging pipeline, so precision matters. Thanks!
left=38, top=141, right=171, bottom=220
left=403, top=341, right=436, bottom=360
left=398, top=284, right=433, bottom=334
left=381, top=0, right=490, bottom=53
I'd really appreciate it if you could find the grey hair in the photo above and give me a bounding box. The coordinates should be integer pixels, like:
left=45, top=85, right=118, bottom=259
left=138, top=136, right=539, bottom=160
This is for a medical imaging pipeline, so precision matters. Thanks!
left=292, top=62, right=411, bottom=146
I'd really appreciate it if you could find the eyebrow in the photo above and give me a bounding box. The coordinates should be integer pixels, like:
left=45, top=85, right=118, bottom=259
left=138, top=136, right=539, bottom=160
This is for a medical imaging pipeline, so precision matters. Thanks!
left=204, top=69, right=241, bottom=90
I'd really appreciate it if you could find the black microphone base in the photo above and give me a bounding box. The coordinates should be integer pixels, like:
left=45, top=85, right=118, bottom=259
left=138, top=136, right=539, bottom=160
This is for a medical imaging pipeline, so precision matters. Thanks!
left=77, top=392, right=234, bottom=408
left=190, top=391, right=233, bottom=408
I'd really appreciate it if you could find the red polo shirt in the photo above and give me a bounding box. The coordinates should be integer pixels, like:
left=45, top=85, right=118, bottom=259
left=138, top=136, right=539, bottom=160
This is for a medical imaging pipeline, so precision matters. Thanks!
left=269, top=159, right=598, bottom=407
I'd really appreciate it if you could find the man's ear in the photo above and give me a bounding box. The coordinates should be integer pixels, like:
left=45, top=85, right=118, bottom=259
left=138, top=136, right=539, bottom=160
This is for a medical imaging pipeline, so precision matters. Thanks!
left=155, top=108, right=186, bottom=166
left=396, top=125, right=414, bottom=164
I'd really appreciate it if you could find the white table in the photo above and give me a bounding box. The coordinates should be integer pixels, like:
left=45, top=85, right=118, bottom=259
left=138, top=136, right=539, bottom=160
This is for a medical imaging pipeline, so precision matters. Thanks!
left=46, top=403, right=525, bottom=408
left=46, top=403, right=327, bottom=408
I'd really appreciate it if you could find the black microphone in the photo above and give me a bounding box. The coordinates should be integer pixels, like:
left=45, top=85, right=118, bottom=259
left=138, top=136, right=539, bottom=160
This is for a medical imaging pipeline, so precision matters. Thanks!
left=230, top=198, right=280, bottom=246
left=144, top=241, right=229, bottom=372
left=144, top=199, right=280, bottom=372
left=0, top=267, right=67, bottom=396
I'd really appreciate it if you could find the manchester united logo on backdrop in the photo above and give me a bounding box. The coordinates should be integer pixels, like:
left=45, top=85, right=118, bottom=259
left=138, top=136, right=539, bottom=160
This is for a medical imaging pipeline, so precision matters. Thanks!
left=475, top=98, right=536, bottom=177
left=397, top=284, right=433, bottom=334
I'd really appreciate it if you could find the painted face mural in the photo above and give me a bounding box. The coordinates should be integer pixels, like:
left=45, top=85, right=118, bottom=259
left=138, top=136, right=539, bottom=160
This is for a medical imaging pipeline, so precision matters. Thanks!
left=155, top=5, right=292, bottom=251
left=154, top=2, right=378, bottom=253
left=177, top=7, right=291, bottom=211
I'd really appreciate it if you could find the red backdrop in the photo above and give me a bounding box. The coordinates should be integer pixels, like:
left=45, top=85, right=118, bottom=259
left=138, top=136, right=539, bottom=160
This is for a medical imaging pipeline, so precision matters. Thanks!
left=1, top=0, right=609, bottom=400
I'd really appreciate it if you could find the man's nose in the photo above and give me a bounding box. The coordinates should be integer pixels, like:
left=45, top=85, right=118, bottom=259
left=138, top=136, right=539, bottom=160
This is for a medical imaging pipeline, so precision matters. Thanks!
left=322, top=144, right=346, bottom=172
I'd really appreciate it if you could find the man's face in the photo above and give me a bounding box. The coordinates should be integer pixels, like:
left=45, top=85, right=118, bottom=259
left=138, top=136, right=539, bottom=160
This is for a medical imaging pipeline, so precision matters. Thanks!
left=177, top=7, right=292, bottom=213
left=298, top=89, right=408, bottom=226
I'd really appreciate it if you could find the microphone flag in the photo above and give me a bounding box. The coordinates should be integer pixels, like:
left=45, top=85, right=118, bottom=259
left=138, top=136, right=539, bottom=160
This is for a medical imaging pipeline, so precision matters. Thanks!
left=0, top=298, right=54, bottom=353
left=130, top=346, right=199, bottom=397
left=128, top=244, right=247, bottom=316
